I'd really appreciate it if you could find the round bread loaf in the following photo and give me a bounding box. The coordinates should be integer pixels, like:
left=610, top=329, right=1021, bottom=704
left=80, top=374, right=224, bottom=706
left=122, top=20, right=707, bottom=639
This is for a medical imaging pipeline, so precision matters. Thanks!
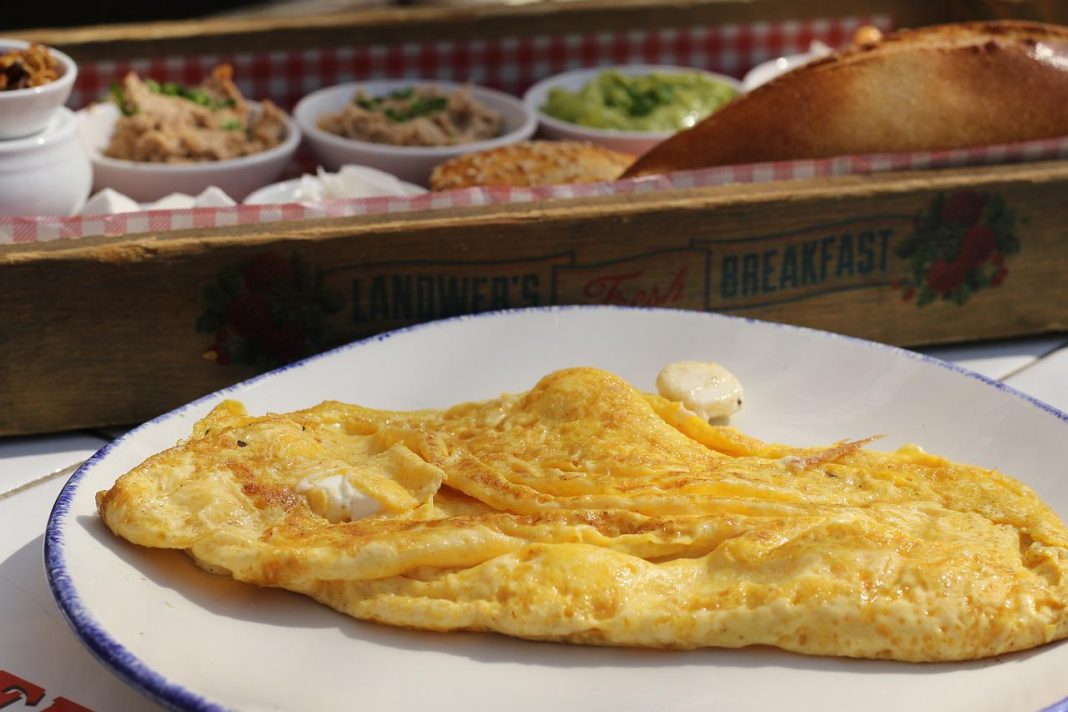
left=624, top=20, right=1068, bottom=178
left=430, top=140, right=634, bottom=190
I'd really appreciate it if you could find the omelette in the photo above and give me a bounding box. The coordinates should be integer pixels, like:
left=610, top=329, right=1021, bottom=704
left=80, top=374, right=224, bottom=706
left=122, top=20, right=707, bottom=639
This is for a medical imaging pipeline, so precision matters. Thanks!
left=96, top=366, right=1068, bottom=662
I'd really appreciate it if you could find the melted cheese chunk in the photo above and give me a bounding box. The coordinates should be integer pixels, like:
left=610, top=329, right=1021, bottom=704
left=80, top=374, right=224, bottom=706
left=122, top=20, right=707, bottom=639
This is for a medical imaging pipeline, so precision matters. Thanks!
left=296, top=473, right=380, bottom=522
left=656, top=360, right=743, bottom=420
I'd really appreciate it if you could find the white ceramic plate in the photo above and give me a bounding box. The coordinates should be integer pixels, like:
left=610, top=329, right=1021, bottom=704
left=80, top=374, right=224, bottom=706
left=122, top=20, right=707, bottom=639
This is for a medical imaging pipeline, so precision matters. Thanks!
left=47, top=307, right=1068, bottom=712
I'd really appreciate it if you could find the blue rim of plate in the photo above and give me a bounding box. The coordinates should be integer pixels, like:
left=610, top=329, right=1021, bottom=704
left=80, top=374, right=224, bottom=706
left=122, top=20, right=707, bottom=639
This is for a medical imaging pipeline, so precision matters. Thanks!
left=44, top=305, right=1068, bottom=712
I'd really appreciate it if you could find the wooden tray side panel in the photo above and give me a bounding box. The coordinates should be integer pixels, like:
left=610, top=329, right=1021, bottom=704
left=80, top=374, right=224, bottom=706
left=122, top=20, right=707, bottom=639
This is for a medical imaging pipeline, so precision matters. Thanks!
left=2, top=163, right=1066, bottom=435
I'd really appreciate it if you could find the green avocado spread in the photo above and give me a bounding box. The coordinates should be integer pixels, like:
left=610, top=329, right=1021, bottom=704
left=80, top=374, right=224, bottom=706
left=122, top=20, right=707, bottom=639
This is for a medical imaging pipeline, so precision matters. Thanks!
left=541, top=70, right=738, bottom=132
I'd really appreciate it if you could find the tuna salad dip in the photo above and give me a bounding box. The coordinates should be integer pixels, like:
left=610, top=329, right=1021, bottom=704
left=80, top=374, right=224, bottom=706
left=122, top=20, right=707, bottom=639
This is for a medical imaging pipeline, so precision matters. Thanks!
left=317, top=85, right=502, bottom=147
left=105, top=65, right=287, bottom=163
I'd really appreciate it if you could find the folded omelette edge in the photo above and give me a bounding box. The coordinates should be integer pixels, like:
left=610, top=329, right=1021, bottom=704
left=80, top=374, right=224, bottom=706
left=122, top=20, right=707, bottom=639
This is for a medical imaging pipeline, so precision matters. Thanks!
left=96, top=366, right=1068, bottom=662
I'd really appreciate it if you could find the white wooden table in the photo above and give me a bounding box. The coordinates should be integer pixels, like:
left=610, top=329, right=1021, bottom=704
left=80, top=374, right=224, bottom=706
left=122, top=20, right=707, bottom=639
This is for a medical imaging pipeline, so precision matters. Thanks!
left=2, top=334, right=1067, bottom=711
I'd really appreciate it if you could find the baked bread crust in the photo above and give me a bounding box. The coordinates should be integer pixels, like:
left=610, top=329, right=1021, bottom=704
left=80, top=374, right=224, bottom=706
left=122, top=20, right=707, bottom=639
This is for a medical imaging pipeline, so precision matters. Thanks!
left=430, top=140, right=633, bottom=190
left=623, top=21, right=1068, bottom=178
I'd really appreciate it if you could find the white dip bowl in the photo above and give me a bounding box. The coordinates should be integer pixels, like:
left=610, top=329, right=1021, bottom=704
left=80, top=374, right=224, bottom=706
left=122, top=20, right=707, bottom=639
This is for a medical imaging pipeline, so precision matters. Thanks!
left=294, top=80, right=537, bottom=186
left=523, top=65, right=744, bottom=156
left=77, top=101, right=301, bottom=202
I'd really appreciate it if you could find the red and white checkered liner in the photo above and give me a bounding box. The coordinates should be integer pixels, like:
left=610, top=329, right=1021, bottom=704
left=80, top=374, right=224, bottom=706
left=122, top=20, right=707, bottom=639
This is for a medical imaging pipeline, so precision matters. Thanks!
left=9, top=14, right=1066, bottom=244
left=6, top=133, right=1067, bottom=244
left=68, top=16, right=891, bottom=110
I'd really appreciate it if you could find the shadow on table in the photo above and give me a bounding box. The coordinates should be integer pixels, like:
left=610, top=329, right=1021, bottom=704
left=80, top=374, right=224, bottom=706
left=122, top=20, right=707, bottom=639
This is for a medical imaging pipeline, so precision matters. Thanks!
left=7, top=534, right=66, bottom=624
left=1, top=535, right=161, bottom=710
left=67, top=513, right=1056, bottom=676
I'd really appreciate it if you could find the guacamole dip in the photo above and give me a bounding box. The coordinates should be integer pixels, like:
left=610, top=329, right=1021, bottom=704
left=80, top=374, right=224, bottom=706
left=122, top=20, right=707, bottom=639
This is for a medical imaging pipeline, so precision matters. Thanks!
left=541, top=70, right=737, bottom=132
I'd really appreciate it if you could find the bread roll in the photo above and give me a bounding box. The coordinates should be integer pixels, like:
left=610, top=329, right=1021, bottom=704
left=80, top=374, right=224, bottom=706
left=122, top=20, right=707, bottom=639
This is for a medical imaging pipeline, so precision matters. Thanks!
left=430, top=140, right=633, bottom=190
left=623, top=21, right=1068, bottom=178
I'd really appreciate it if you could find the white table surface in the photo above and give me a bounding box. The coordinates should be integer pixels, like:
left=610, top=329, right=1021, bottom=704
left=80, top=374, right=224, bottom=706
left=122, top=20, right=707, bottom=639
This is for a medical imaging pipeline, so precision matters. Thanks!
left=3, top=333, right=1068, bottom=711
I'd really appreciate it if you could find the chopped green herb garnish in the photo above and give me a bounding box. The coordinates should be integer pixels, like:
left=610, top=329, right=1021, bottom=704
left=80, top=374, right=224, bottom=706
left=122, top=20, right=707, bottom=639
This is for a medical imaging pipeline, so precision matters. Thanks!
left=355, top=95, right=380, bottom=110
left=145, top=79, right=236, bottom=111
left=109, top=82, right=135, bottom=116
left=410, top=95, right=448, bottom=117
left=221, top=118, right=243, bottom=130
left=354, top=88, right=450, bottom=122
left=622, top=82, right=675, bottom=117
left=382, top=95, right=449, bottom=123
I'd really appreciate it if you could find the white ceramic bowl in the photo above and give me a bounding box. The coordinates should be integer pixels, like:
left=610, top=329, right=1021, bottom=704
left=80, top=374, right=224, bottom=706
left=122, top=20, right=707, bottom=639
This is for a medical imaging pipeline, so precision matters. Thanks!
left=0, top=107, right=91, bottom=216
left=76, top=101, right=301, bottom=202
left=294, top=80, right=537, bottom=186
left=523, top=65, right=744, bottom=156
left=0, top=39, right=77, bottom=140
left=742, top=47, right=831, bottom=91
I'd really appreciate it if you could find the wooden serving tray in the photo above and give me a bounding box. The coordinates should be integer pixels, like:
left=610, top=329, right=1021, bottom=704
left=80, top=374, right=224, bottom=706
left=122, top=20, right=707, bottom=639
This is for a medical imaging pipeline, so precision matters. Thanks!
left=2, top=0, right=1066, bottom=435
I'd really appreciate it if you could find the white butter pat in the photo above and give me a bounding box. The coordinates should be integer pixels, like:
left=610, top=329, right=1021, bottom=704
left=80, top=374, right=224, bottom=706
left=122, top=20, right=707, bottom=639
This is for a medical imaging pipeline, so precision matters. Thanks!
left=656, top=360, right=744, bottom=420
left=321, top=165, right=422, bottom=199
left=193, top=186, right=237, bottom=208
left=147, top=192, right=197, bottom=211
left=78, top=186, right=238, bottom=215
left=294, top=174, right=325, bottom=202
left=79, top=188, right=142, bottom=215
left=291, top=165, right=426, bottom=202
left=296, top=473, right=380, bottom=523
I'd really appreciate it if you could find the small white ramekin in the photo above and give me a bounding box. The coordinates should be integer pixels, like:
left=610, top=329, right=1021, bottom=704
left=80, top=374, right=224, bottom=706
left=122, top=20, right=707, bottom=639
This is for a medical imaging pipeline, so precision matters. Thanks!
left=0, top=39, right=78, bottom=140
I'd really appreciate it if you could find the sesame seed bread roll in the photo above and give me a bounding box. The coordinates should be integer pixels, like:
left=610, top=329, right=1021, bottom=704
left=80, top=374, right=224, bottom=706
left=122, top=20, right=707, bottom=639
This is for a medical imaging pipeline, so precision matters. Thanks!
left=430, top=141, right=634, bottom=190
left=623, top=21, right=1068, bottom=178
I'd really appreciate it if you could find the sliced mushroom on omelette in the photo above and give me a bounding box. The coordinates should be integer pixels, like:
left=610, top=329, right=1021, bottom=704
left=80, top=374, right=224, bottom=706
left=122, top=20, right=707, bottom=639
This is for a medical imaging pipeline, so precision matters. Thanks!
left=97, top=367, right=1068, bottom=662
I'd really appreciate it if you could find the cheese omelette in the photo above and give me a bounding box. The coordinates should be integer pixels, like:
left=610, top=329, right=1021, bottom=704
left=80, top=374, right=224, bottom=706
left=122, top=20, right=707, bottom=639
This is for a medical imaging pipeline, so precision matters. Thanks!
left=97, top=367, right=1068, bottom=661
